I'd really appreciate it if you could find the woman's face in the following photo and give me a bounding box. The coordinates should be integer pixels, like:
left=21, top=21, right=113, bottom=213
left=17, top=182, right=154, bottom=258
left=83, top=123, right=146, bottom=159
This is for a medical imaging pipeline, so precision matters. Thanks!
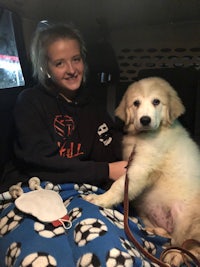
left=47, top=38, right=84, bottom=91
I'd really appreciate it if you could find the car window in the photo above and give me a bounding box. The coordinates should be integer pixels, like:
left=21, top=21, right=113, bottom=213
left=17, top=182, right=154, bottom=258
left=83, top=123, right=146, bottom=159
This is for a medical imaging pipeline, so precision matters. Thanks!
left=0, top=8, right=25, bottom=89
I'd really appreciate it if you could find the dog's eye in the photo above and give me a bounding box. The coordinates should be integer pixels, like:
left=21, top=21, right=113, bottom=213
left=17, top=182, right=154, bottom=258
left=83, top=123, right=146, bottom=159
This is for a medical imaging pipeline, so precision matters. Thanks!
left=133, top=100, right=140, bottom=107
left=152, top=99, right=160, bottom=106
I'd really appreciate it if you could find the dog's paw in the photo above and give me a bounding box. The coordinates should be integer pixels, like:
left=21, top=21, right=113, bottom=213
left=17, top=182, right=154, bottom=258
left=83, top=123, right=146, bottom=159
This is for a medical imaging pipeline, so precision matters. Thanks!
left=162, top=245, right=200, bottom=267
left=83, top=194, right=97, bottom=203
left=84, top=194, right=110, bottom=207
left=9, top=183, right=23, bottom=199
left=162, top=250, right=184, bottom=267
left=145, top=227, right=171, bottom=238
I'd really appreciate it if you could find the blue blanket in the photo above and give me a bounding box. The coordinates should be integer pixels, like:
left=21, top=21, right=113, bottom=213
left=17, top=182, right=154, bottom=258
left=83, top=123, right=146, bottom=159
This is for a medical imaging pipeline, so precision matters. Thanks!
left=0, top=182, right=173, bottom=267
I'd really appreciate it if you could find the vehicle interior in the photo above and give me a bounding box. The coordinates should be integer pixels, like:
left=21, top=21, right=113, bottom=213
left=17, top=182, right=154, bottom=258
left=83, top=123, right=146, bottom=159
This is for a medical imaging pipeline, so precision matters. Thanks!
left=1, top=1, right=200, bottom=266
left=0, top=0, right=200, bottom=176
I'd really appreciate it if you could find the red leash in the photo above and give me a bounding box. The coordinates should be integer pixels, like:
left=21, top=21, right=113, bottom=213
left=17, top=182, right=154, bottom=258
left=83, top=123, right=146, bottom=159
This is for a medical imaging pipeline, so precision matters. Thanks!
left=123, top=149, right=200, bottom=267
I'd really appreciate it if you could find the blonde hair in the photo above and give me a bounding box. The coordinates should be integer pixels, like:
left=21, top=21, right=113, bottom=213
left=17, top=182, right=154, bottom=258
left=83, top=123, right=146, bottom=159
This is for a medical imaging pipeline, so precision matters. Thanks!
left=30, top=23, right=87, bottom=87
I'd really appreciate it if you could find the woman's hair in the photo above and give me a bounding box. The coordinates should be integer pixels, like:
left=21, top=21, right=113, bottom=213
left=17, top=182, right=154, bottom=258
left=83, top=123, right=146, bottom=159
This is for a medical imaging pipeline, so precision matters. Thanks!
left=30, top=23, right=87, bottom=87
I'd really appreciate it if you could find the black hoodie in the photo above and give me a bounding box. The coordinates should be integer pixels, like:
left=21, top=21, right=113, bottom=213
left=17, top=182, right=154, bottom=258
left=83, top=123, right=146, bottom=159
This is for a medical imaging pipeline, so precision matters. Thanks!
left=1, top=83, right=123, bottom=191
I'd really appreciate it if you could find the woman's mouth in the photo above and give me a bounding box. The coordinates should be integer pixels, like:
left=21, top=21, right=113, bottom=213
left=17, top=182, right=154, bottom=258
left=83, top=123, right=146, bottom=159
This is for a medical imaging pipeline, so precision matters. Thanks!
left=65, top=73, right=78, bottom=80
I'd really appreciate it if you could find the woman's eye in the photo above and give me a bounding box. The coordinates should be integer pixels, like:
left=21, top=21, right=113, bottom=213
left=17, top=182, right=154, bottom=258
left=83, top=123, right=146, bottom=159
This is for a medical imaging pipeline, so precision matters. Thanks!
left=133, top=100, right=140, bottom=107
left=55, top=61, right=63, bottom=67
left=152, top=99, right=160, bottom=106
left=73, top=56, right=81, bottom=62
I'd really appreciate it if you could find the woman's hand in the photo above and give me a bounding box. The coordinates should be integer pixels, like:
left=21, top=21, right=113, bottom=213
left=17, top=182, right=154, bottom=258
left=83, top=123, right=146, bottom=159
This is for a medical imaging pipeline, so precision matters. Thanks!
left=109, top=161, right=128, bottom=181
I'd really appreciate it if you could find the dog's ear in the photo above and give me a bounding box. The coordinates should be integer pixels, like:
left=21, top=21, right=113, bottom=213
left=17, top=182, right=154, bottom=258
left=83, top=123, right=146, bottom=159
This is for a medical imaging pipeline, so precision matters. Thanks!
left=115, top=96, right=126, bottom=122
left=115, top=96, right=133, bottom=125
left=166, top=88, right=185, bottom=124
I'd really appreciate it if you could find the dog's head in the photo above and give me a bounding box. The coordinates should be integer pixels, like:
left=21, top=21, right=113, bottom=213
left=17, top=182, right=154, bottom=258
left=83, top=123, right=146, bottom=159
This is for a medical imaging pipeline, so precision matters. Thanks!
left=115, top=77, right=185, bottom=133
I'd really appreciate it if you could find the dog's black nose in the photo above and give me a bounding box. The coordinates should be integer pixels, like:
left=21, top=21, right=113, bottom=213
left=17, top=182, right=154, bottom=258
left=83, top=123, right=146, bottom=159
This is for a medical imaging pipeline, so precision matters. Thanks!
left=140, top=116, right=151, bottom=126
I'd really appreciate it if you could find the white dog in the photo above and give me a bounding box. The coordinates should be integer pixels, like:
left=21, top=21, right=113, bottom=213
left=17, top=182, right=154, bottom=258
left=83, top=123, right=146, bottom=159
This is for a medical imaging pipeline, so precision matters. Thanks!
left=85, top=77, right=200, bottom=266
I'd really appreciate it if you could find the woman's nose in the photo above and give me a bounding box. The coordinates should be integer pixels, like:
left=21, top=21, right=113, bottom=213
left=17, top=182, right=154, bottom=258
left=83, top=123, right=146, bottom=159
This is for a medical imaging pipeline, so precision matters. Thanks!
left=66, top=62, right=75, bottom=74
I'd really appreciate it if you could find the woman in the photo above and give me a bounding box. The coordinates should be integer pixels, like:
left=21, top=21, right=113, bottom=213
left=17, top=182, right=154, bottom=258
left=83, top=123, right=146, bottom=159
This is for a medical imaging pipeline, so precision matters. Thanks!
left=1, top=23, right=127, bottom=191
left=0, top=24, right=168, bottom=267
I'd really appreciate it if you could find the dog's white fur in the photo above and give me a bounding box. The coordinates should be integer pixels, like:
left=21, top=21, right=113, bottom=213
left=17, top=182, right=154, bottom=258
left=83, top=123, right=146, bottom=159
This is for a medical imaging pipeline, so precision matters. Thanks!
left=85, top=77, right=200, bottom=266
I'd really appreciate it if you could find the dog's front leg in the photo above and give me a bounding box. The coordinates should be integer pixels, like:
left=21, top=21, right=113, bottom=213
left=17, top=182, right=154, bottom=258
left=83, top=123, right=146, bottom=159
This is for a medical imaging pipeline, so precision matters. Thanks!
left=84, top=175, right=126, bottom=207
left=85, top=161, right=154, bottom=207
